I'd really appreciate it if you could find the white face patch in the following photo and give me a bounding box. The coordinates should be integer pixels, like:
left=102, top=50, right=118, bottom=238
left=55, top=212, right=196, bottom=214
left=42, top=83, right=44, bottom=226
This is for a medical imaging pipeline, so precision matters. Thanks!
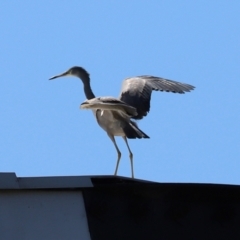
left=101, top=110, right=104, bottom=116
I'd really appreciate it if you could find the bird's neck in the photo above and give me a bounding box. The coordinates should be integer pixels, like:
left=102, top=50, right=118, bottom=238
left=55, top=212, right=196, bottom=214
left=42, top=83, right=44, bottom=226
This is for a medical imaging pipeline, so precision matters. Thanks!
left=84, top=82, right=95, bottom=99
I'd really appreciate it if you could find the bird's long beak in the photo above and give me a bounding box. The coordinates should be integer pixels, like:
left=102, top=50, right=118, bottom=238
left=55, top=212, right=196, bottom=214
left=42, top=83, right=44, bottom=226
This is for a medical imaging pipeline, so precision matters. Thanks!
left=49, top=70, right=69, bottom=80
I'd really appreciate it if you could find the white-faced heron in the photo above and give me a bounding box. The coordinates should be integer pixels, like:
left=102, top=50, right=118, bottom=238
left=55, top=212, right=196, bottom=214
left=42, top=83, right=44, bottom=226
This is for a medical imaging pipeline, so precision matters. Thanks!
left=49, top=66, right=195, bottom=178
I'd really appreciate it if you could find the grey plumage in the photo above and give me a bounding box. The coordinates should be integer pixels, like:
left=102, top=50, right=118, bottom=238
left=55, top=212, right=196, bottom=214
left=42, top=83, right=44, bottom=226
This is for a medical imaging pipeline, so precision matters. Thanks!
left=49, top=66, right=195, bottom=178
left=81, top=97, right=138, bottom=117
left=120, top=76, right=194, bottom=119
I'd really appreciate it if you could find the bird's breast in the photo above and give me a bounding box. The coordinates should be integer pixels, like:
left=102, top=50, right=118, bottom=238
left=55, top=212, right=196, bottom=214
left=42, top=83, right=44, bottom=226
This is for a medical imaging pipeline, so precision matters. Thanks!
left=95, top=109, right=125, bottom=136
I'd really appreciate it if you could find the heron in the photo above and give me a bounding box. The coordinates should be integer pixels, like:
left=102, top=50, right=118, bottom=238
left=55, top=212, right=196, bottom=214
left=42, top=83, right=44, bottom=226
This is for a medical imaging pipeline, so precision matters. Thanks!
left=49, top=66, right=195, bottom=178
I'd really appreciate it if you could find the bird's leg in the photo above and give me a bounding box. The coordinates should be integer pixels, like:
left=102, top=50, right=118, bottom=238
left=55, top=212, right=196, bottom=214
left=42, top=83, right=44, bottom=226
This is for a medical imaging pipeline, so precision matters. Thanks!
left=107, top=133, right=121, bottom=176
left=123, top=136, right=134, bottom=178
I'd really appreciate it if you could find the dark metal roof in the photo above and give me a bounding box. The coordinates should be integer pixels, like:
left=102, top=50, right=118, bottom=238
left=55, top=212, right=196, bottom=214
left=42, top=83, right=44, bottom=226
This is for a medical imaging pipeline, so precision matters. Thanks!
left=1, top=173, right=240, bottom=240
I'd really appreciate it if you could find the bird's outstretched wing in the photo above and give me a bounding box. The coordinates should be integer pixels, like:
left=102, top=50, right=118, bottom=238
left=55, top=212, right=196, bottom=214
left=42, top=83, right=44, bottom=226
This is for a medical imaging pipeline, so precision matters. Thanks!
left=80, top=97, right=138, bottom=117
left=119, top=76, right=195, bottom=119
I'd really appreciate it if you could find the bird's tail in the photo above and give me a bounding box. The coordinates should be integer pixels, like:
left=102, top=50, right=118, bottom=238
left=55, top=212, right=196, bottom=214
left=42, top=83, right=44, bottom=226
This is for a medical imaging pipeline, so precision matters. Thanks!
left=123, top=121, right=150, bottom=139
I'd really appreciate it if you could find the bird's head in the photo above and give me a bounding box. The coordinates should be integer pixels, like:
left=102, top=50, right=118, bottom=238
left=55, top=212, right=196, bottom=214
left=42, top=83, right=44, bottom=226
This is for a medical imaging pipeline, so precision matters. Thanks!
left=49, top=66, right=90, bottom=84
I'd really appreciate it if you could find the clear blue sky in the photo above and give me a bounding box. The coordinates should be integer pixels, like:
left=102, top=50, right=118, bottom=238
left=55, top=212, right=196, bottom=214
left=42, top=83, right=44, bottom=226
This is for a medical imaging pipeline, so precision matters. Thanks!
left=0, top=1, right=239, bottom=184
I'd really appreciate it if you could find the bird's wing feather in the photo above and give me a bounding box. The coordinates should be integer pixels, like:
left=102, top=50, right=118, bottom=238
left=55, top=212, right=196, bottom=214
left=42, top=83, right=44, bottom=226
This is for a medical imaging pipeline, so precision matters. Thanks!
left=119, top=76, right=195, bottom=119
left=80, top=97, right=138, bottom=117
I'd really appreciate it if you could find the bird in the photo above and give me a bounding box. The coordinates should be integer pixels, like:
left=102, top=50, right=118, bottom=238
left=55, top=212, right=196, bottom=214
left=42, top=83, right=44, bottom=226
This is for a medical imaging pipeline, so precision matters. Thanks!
left=49, top=66, right=195, bottom=178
